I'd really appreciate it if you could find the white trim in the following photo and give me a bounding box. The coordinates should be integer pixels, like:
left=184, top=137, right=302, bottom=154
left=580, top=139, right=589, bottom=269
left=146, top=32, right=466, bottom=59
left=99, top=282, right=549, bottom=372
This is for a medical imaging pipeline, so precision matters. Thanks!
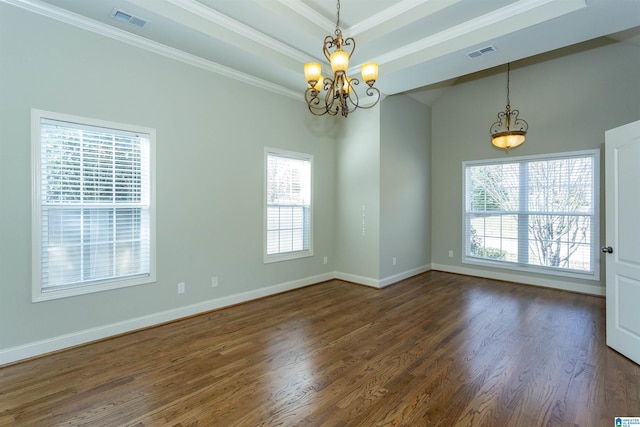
left=431, top=263, right=605, bottom=296
left=31, top=109, right=157, bottom=302
left=370, top=0, right=585, bottom=65
left=347, top=0, right=459, bottom=37
left=335, top=264, right=432, bottom=288
left=263, top=147, right=314, bottom=264
left=334, top=271, right=381, bottom=288
left=278, top=0, right=460, bottom=38
left=166, top=0, right=313, bottom=64
left=379, top=264, right=432, bottom=288
left=275, top=0, right=335, bottom=33
left=1, top=0, right=301, bottom=101
left=1, top=263, right=602, bottom=365
left=462, top=148, right=600, bottom=281
left=0, top=272, right=333, bottom=366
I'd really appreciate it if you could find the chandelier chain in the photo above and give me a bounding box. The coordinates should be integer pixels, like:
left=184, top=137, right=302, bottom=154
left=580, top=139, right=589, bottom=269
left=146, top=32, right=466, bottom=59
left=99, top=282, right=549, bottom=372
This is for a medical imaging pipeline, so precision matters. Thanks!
left=489, top=61, right=528, bottom=151
left=335, top=0, right=341, bottom=33
left=506, top=63, right=511, bottom=109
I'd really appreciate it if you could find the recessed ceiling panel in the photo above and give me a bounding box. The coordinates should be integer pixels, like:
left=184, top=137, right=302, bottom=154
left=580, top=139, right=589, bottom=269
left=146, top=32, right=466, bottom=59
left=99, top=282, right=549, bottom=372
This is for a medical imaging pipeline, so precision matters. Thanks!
left=23, top=0, right=640, bottom=105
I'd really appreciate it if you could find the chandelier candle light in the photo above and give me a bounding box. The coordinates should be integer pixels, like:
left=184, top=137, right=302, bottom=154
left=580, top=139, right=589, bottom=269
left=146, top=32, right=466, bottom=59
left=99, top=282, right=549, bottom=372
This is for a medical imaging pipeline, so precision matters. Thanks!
left=490, top=63, right=528, bottom=152
left=304, top=0, right=380, bottom=117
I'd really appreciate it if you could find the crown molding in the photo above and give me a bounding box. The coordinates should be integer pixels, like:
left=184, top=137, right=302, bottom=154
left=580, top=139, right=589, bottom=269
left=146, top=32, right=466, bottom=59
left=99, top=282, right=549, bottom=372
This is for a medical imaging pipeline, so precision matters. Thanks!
left=1, top=0, right=302, bottom=101
left=279, top=0, right=446, bottom=38
left=371, top=0, right=586, bottom=65
left=348, top=0, right=457, bottom=37
left=276, top=0, right=336, bottom=34
left=163, top=0, right=314, bottom=64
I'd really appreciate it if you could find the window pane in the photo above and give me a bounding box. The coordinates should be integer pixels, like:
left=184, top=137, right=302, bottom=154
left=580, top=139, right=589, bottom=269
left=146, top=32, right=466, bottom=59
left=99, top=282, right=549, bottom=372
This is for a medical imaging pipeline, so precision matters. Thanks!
left=464, top=151, right=597, bottom=278
left=265, top=150, right=312, bottom=260
left=527, top=214, right=592, bottom=269
left=468, top=164, right=520, bottom=212
left=469, top=214, right=514, bottom=262
left=38, top=114, right=153, bottom=292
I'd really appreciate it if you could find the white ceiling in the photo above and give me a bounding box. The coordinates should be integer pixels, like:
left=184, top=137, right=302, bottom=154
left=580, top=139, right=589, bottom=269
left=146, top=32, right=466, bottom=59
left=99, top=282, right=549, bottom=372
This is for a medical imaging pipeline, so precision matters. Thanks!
left=9, top=0, right=640, bottom=106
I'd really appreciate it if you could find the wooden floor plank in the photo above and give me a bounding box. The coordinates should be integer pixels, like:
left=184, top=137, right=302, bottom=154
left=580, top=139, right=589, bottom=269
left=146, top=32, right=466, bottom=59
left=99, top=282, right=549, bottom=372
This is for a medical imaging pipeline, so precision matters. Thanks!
left=1, top=271, right=639, bottom=426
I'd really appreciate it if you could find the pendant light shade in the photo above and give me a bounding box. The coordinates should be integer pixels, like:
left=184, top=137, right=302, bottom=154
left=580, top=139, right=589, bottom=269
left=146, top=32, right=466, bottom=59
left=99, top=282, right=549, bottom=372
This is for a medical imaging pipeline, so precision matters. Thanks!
left=330, top=49, right=349, bottom=73
left=360, top=62, right=379, bottom=86
left=304, top=62, right=322, bottom=86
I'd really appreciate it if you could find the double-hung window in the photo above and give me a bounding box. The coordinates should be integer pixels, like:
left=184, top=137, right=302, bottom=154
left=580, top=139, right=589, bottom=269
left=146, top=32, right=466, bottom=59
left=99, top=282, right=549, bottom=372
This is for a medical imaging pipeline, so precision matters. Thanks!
left=463, top=149, right=599, bottom=280
left=32, top=110, right=155, bottom=301
left=264, top=148, right=312, bottom=262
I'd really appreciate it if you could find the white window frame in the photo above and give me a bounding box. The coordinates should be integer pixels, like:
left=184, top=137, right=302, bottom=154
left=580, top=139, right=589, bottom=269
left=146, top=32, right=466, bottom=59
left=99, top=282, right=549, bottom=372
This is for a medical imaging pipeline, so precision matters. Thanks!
left=31, top=109, right=156, bottom=301
left=264, top=147, right=313, bottom=263
left=462, top=149, right=600, bottom=281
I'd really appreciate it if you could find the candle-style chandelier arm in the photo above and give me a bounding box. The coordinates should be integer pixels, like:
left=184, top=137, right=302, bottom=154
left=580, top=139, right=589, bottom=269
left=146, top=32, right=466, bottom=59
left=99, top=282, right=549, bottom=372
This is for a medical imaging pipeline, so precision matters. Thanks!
left=356, top=86, right=381, bottom=110
left=322, top=32, right=355, bottom=60
left=304, top=87, right=328, bottom=116
left=303, top=0, right=380, bottom=118
left=304, top=74, right=381, bottom=117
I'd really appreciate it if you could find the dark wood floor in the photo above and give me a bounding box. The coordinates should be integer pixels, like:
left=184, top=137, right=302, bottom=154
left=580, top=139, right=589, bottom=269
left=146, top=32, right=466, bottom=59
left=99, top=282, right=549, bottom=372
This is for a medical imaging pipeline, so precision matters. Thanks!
left=1, top=271, right=639, bottom=426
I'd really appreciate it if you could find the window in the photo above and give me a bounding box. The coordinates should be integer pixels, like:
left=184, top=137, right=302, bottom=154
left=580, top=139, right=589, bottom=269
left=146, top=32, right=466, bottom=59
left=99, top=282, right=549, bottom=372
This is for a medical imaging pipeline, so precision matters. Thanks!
left=265, top=148, right=312, bottom=262
left=463, top=150, right=599, bottom=279
left=32, top=110, right=155, bottom=301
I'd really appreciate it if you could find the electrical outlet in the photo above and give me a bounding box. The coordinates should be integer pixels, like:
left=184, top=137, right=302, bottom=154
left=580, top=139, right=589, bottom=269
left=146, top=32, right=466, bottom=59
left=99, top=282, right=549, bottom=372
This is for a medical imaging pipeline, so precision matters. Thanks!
left=393, top=257, right=397, bottom=266
left=323, top=256, right=328, bottom=265
left=211, top=276, right=218, bottom=288
left=177, top=282, right=185, bottom=294
left=449, top=250, right=454, bottom=258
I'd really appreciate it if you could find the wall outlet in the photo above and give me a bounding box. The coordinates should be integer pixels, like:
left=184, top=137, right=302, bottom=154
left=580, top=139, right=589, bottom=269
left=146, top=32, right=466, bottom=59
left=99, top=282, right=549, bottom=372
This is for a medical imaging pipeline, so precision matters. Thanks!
left=323, top=256, right=328, bottom=265
left=211, top=276, right=218, bottom=288
left=177, top=282, right=185, bottom=294
left=449, top=250, right=454, bottom=258
left=392, top=257, right=397, bottom=266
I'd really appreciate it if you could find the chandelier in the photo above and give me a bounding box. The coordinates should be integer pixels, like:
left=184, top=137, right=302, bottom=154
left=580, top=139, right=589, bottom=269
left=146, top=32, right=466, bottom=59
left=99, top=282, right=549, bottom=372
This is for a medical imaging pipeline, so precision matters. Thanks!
left=303, top=0, right=380, bottom=118
left=490, top=63, right=528, bottom=152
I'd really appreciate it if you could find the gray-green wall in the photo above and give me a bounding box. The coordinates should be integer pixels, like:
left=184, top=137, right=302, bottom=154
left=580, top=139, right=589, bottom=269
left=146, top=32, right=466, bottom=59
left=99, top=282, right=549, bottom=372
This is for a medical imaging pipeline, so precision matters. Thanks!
left=431, top=39, right=640, bottom=294
left=0, top=4, right=340, bottom=360
left=334, top=95, right=432, bottom=286
left=0, top=3, right=433, bottom=364
left=380, top=95, right=431, bottom=281
left=3, top=1, right=638, bottom=364
left=334, top=106, right=382, bottom=281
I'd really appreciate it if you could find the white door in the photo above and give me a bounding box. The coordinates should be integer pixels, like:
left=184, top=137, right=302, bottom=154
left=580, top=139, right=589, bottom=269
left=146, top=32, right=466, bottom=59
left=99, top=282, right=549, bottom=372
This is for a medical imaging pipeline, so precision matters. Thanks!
left=605, top=120, right=640, bottom=365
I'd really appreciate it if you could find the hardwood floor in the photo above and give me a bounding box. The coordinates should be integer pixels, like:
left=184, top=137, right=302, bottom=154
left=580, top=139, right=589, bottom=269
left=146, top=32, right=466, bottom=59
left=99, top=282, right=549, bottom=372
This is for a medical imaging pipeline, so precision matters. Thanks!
left=1, top=271, right=639, bottom=426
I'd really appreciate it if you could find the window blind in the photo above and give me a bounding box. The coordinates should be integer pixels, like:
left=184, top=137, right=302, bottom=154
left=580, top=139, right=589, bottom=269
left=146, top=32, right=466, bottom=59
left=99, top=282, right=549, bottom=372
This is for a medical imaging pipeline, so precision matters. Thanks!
left=38, top=118, right=151, bottom=290
left=265, top=151, right=312, bottom=259
left=464, top=150, right=598, bottom=278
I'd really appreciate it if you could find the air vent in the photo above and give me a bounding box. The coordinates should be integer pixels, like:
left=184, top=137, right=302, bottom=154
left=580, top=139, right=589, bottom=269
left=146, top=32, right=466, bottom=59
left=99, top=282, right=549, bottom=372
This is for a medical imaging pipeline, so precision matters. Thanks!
left=466, top=45, right=497, bottom=60
left=110, top=9, right=149, bottom=28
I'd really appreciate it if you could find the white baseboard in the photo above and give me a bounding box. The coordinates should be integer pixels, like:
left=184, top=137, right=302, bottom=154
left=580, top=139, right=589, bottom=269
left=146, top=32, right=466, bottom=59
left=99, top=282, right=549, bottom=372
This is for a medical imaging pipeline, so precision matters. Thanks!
left=430, top=263, right=605, bottom=296
left=334, top=271, right=380, bottom=288
left=0, top=272, right=334, bottom=366
left=379, top=264, right=432, bottom=287
left=334, top=264, right=432, bottom=288
left=4, top=263, right=598, bottom=365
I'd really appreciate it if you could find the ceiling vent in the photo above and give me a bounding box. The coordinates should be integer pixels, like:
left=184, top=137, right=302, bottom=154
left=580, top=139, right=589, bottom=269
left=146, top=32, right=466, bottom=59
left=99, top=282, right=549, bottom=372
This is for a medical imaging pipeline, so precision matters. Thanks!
left=110, top=9, right=149, bottom=28
left=466, top=45, right=497, bottom=60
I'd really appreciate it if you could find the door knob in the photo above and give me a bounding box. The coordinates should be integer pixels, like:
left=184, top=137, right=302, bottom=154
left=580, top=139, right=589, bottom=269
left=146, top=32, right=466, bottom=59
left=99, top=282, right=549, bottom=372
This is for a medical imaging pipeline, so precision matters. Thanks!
left=601, top=246, right=613, bottom=254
